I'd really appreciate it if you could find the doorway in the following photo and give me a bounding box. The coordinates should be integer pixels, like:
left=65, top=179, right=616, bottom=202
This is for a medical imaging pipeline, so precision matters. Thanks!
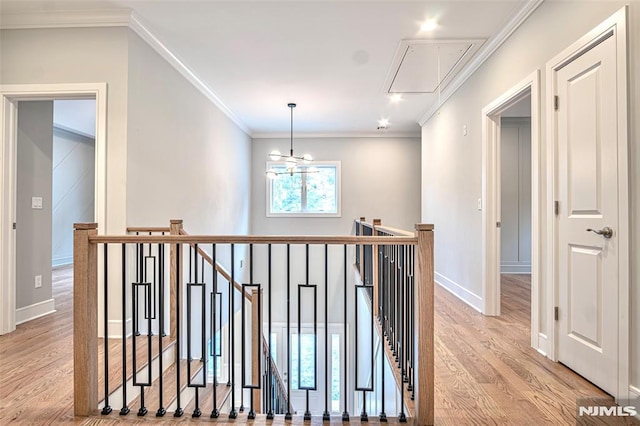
left=481, top=71, right=541, bottom=351
left=0, top=83, right=107, bottom=335
left=13, top=99, right=96, bottom=325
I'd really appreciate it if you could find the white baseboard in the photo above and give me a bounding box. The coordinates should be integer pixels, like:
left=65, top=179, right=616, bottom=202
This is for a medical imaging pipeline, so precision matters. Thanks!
left=435, top=272, right=483, bottom=312
left=500, top=263, right=532, bottom=274
left=52, top=256, right=73, bottom=268
left=16, top=298, right=56, bottom=325
left=106, top=318, right=132, bottom=338
left=536, top=332, right=549, bottom=357
left=629, top=386, right=640, bottom=420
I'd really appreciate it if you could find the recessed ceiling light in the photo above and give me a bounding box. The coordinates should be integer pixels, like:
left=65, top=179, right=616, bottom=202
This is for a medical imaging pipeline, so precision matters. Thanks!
left=389, top=93, right=403, bottom=103
left=420, top=19, right=438, bottom=32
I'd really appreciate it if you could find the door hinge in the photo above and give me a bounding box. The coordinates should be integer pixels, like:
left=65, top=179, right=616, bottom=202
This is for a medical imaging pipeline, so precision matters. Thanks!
left=12, top=222, right=16, bottom=230
left=496, top=221, right=501, bottom=228
left=554, top=201, right=559, bottom=216
left=554, top=306, right=559, bottom=321
left=554, top=95, right=559, bottom=111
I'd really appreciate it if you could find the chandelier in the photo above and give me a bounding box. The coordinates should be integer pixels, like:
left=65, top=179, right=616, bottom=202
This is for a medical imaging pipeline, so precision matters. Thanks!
left=266, top=103, right=316, bottom=178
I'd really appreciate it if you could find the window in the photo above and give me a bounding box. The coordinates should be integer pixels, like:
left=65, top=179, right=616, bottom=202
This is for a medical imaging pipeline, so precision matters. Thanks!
left=267, top=162, right=341, bottom=217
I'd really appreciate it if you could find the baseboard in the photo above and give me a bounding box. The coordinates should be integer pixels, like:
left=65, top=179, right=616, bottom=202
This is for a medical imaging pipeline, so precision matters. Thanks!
left=536, top=332, right=549, bottom=357
left=435, top=272, right=482, bottom=312
left=106, top=318, right=133, bottom=338
left=52, top=256, right=73, bottom=268
left=500, top=263, right=532, bottom=274
left=628, top=386, right=640, bottom=420
left=15, top=298, right=56, bottom=325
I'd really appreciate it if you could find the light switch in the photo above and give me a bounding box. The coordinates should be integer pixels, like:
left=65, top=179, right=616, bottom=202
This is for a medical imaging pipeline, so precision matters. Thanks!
left=32, top=197, right=43, bottom=209
left=477, top=198, right=482, bottom=211
left=463, top=125, right=468, bottom=136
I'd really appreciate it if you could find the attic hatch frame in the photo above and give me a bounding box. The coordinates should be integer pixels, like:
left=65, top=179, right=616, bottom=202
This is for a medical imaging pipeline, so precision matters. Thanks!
left=382, top=39, right=485, bottom=95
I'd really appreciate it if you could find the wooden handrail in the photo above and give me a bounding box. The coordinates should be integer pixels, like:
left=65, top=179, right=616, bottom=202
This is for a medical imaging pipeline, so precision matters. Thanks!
left=89, top=235, right=417, bottom=245
left=126, top=226, right=171, bottom=233
left=375, top=224, right=414, bottom=237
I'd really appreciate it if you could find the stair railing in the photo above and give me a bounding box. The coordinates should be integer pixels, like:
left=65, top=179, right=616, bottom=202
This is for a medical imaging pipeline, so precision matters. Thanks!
left=73, top=219, right=433, bottom=424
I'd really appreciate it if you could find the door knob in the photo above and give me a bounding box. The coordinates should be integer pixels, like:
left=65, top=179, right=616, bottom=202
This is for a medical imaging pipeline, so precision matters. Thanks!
left=586, top=226, right=613, bottom=239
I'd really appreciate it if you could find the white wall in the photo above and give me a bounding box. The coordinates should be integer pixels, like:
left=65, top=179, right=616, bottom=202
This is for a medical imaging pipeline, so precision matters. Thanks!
left=252, top=137, right=421, bottom=235
left=52, top=127, right=95, bottom=267
left=126, top=31, right=251, bottom=241
left=0, top=27, right=129, bottom=235
left=420, top=1, right=640, bottom=393
left=500, top=118, right=531, bottom=274
left=16, top=101, right=53, bottom=311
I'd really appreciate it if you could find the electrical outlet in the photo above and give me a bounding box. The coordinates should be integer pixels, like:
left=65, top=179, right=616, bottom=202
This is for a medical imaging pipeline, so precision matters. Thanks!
left=35, top=275, right=42, bottom=288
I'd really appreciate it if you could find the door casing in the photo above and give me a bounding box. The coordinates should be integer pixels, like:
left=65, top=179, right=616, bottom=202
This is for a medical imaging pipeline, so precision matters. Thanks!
left=0, top=82, right=107, bottom=335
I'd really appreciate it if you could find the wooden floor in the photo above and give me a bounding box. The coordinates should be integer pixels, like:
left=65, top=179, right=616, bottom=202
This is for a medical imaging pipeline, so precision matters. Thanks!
left=0, top=270, right=637, bottom=425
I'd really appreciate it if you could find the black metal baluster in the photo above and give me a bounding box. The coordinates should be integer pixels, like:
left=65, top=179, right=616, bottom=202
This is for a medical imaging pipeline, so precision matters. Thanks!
left=101, top=244, right=112, bottom=414
left=355, top=282, right=374, bottom=422
left=243, top=244, right=258, bottom=420
left=174, top=243, right=183, bottom=418
left=285, top=244, right=292, bottom=420
left=211, top=244, right=220, bottom=418
left=229, top=244, right=237, bottom=418
left=267, top=244, right=274, bottom=419
left=342, top=244, right=349, bottom=422
left=379, top=242, right=387, bottom=422
left=120, top=243, right=130, bottom=415
left=156, top=242, right=166, bottom=417
left=323, top=244, right=330, bottom=421
left=298, top=244, right=317, bottom=421
left=410, top=245, right=415, bottom=401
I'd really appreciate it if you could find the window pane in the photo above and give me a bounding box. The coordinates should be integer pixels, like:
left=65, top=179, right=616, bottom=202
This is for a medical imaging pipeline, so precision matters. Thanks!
left=306, top=166, right=337, bottom=213
left=291, top=333, right=316, bottom=389
left=271, top=166, right=302, bottom=213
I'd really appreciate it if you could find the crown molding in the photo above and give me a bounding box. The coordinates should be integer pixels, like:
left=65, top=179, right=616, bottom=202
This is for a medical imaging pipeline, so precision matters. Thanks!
left=251, top=131, right=420, bottom=139
left=417, top=0, right=544, bottom=126
left=0, top=9, right=131, bottom=29
left=0, top=9, right=253, bottom=136
left=128, top=14, right=252, bottom=136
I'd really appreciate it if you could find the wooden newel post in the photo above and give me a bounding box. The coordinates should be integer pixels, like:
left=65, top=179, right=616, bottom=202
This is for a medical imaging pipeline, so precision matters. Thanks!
left=372, top=219, right=382, bottom=316
left=73, top=222, right=99, bottom=416
left=169, top=219, right=183, bottom=341
left=414, top=224, right=434, bottom=426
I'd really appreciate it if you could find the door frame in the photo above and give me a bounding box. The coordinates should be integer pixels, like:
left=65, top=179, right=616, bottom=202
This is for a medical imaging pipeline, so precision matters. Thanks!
left=546, top=7, right=629, bottom=400
left=0, top=82, right=107, bottom=335
left=481, top=71, right=541, bottom=350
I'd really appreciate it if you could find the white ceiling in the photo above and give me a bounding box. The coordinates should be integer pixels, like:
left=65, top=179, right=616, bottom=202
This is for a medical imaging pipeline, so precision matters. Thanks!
left=1, top=0, right=536, bottom=136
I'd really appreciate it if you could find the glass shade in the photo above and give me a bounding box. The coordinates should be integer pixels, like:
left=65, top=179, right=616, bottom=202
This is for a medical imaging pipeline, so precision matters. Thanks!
left=269, top=150, right=282, bottom=161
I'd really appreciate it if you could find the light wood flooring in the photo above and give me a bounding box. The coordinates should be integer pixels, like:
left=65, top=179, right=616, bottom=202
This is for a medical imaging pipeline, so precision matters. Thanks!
left=1, top=270, right=637, bottom=425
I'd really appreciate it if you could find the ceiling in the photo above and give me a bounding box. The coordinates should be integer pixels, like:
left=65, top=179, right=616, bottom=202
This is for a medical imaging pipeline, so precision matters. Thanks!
left=1, top=0, right=538, bottom=136
left=54, top=100, right=97, bottom=138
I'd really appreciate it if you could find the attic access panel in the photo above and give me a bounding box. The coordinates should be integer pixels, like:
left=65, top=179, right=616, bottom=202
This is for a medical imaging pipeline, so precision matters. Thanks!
left=384, top=39, right=484, bottom=94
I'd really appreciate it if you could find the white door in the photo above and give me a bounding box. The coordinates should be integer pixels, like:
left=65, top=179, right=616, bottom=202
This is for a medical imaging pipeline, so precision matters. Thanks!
left=556, top=33, right=618, bottom=395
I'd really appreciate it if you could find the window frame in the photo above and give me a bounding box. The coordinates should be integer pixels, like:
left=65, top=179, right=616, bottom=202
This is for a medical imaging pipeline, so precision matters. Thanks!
left=266, top=160, right=341, bottom=218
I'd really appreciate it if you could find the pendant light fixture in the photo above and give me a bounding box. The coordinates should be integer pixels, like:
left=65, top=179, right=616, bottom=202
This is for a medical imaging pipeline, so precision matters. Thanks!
left=266, top=103, right=316, bottom=178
